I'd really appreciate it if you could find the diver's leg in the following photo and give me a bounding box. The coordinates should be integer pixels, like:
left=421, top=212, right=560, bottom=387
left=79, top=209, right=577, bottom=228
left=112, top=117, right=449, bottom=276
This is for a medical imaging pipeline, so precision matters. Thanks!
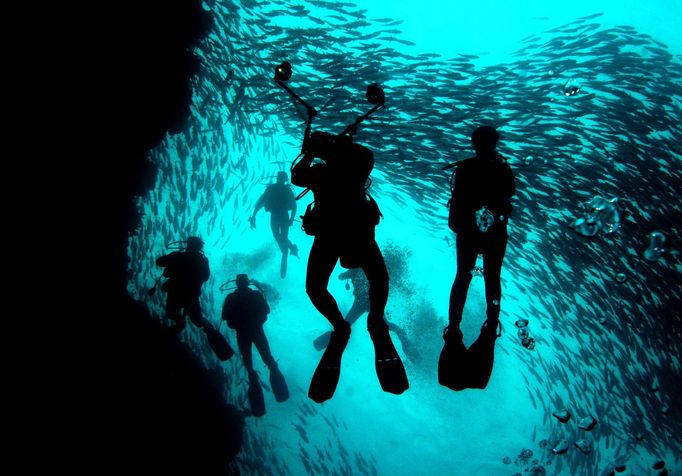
left=252, top=326, right=277, bottom=368
left=482, top=227, right=508, bottom=325
left=166, top=294, right=185, bottom=332
left=360, top=241, right=389, bottom=332
left=345, top=297, right=368, bottom=326
left=237, top=330, right=255, bottom=373
left=448, top=232, right=478, bottom=329
left=272, top=215, right=289, bottom=278
left=306, top=238, right=348, bottom=333
left=270, top=215, right=288, bottom=254
left=253, top=325, right=289, bottom=402
left=283, top=218, right=297, bottom=256
left=362, top=241, right=408, bottom=394
left=185, top=300, right=204, bottom=328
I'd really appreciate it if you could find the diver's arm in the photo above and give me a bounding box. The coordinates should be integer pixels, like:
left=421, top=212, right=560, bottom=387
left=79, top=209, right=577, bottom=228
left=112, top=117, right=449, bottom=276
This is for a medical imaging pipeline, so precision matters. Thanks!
left=156, top=251, right=178, bottom=267
left=200, top=257, right=210, bottom=283
left=250, top=192, right=266, bottom=228
left=221, top=296, right=232, bottom=323
left=289, top=191, right=297, bottom=224
left=252, top=192, right=266, bottom=218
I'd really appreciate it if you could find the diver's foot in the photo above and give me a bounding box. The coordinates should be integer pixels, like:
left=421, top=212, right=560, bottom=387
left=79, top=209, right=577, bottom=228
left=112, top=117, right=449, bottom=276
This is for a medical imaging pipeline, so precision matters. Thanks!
left=369, top=323, right=409, bottom=395
left=438, top=326, right=468, bottom=391
left=308, top=328, right=350, bottom=403
left=268, top=363, right=290, bottom=402
left=247, top=370, right=266, bottom=417
left=290, top=244, right=299, bottom=258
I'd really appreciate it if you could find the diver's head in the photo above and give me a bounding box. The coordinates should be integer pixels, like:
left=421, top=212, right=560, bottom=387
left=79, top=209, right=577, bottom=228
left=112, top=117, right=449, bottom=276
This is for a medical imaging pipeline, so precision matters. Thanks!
left=308, top=131, right=340, bottom=161
left=236, top=274, right=250, bottom=289
left=186, top=236, right=204, bottom=253
left=276, top=171, right=288, bottom=184
left=472, top=125, right=499, bottom=158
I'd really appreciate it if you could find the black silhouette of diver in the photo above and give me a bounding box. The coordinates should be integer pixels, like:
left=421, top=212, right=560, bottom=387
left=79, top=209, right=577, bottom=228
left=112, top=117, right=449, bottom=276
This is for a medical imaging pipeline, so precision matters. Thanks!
left=155, top=236, right=234, bottom=361
left=221, top=274, right=288, bottom=417
left=292, top=129, right=409, bottom=403
left=250, top=171, right=298, bottom=278
left=439, top=126, right=515, bottom=390
left=313, top=268, right=413, bottom=360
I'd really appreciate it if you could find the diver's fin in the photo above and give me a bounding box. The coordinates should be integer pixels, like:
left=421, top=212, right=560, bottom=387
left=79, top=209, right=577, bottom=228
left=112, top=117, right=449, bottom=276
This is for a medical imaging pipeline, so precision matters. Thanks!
left=438, top=327, right=469, bottom=391
left=369, top=324, right=409, bottom=395
left=466, top=321, right=500, bottom=389
left=313, top=331, right=332, bottom=351
left=248, top=371, right=266, bottom=417
left=204, top=325, right=235, bottom=361
left=269, top=364, right=290, bottom=402
left=308, top=329, right=349, bottom=403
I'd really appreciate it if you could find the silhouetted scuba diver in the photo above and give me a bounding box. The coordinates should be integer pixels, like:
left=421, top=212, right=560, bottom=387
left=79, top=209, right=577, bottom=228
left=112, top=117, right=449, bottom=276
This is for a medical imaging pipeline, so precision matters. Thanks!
left=292, top=129, right=409, bottom=403
left=273, top=64, right=407, bottom=401
left=249, top=171, right=299, bottom=278
left=221, top=274, right=288, bottom=417
left=155, top=236, right=234, bottom=361
left=439, top=126, right=515, bottom=390
left=313, top=268, right=413, bottom=361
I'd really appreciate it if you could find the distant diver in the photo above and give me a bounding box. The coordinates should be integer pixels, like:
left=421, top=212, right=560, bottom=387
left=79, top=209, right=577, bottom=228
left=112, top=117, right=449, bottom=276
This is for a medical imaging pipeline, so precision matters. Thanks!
left=313, top=268, right=414, bottom=362
left=155, top=236, right=234, bottom=361
left=221, top=274, right=289, bottom=417
left=439, top=126, right=515, bottom=390
left=249, top=171, right=299, bottom=278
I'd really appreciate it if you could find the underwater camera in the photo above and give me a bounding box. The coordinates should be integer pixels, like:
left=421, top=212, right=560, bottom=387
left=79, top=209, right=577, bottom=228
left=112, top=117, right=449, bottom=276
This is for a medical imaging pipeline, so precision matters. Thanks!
left=273, top=60, right=385, bottom=133
left=274, top=61, right=292, bottom=82
left=366, top=83, right=385, bottom=105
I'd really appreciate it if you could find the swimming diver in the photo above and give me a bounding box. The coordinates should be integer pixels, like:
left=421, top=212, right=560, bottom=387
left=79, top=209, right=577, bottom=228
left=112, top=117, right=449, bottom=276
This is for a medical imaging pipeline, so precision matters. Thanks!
left=249, top=171, right=299, bottom=278
left=439, top=125, right=515, bottom=390
left=292, top=125, right=409, bottom=403
left=155, top=236, right=234, bottom=361
left=313, top=268, right=414, bottom=361
left=221, top=274, right=289, bottom=416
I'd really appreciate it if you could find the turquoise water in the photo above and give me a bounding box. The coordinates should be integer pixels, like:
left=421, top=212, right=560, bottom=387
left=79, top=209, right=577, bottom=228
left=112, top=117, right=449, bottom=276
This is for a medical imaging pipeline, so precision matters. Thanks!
left=128, top=0, right=681, bottom=474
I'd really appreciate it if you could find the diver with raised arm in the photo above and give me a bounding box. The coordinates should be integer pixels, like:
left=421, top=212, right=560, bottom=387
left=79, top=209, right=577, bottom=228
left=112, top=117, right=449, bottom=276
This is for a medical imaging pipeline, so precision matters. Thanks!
left=275, top=62, right=408, bottom=402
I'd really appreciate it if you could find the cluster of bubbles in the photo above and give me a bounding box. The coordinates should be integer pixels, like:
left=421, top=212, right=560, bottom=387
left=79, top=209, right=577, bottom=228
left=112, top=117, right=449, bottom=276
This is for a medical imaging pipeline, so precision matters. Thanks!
left=515, top=318, right=535, bottom=350
left=643, top=231, right=667, bottom=261
left=550, top=408, right=598, bottom=456
left=570, top=195, right=624, bottom=237
left=504, top=448, right=548, bottom=476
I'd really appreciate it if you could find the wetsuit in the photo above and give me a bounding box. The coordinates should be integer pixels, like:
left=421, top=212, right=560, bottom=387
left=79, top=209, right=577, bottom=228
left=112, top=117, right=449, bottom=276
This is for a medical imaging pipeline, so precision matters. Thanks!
left=291, top=137, right=387, bottom=334
left=222, top=287, right=276, bottom=371
left=448, top=155, right=515, bottom=326
left=156, top=250, right=210, bottom=330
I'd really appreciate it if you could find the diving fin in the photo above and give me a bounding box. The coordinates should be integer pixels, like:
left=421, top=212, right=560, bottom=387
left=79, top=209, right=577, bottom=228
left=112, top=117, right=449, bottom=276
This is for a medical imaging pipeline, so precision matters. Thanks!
left=438, top=327, right=468, bottom=391
left=308, top=329, right=349, bottom=403
left=204, top=325, right=235, bottom=361
left=269, top=364, right=290, bottom=402
left=466, top=321, right=500, bottom=389
left=313, top=331, right=332, bottom=351
left=369, top=323, right=409, bottom=395
left=248, top=371, right=266, bottom=417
